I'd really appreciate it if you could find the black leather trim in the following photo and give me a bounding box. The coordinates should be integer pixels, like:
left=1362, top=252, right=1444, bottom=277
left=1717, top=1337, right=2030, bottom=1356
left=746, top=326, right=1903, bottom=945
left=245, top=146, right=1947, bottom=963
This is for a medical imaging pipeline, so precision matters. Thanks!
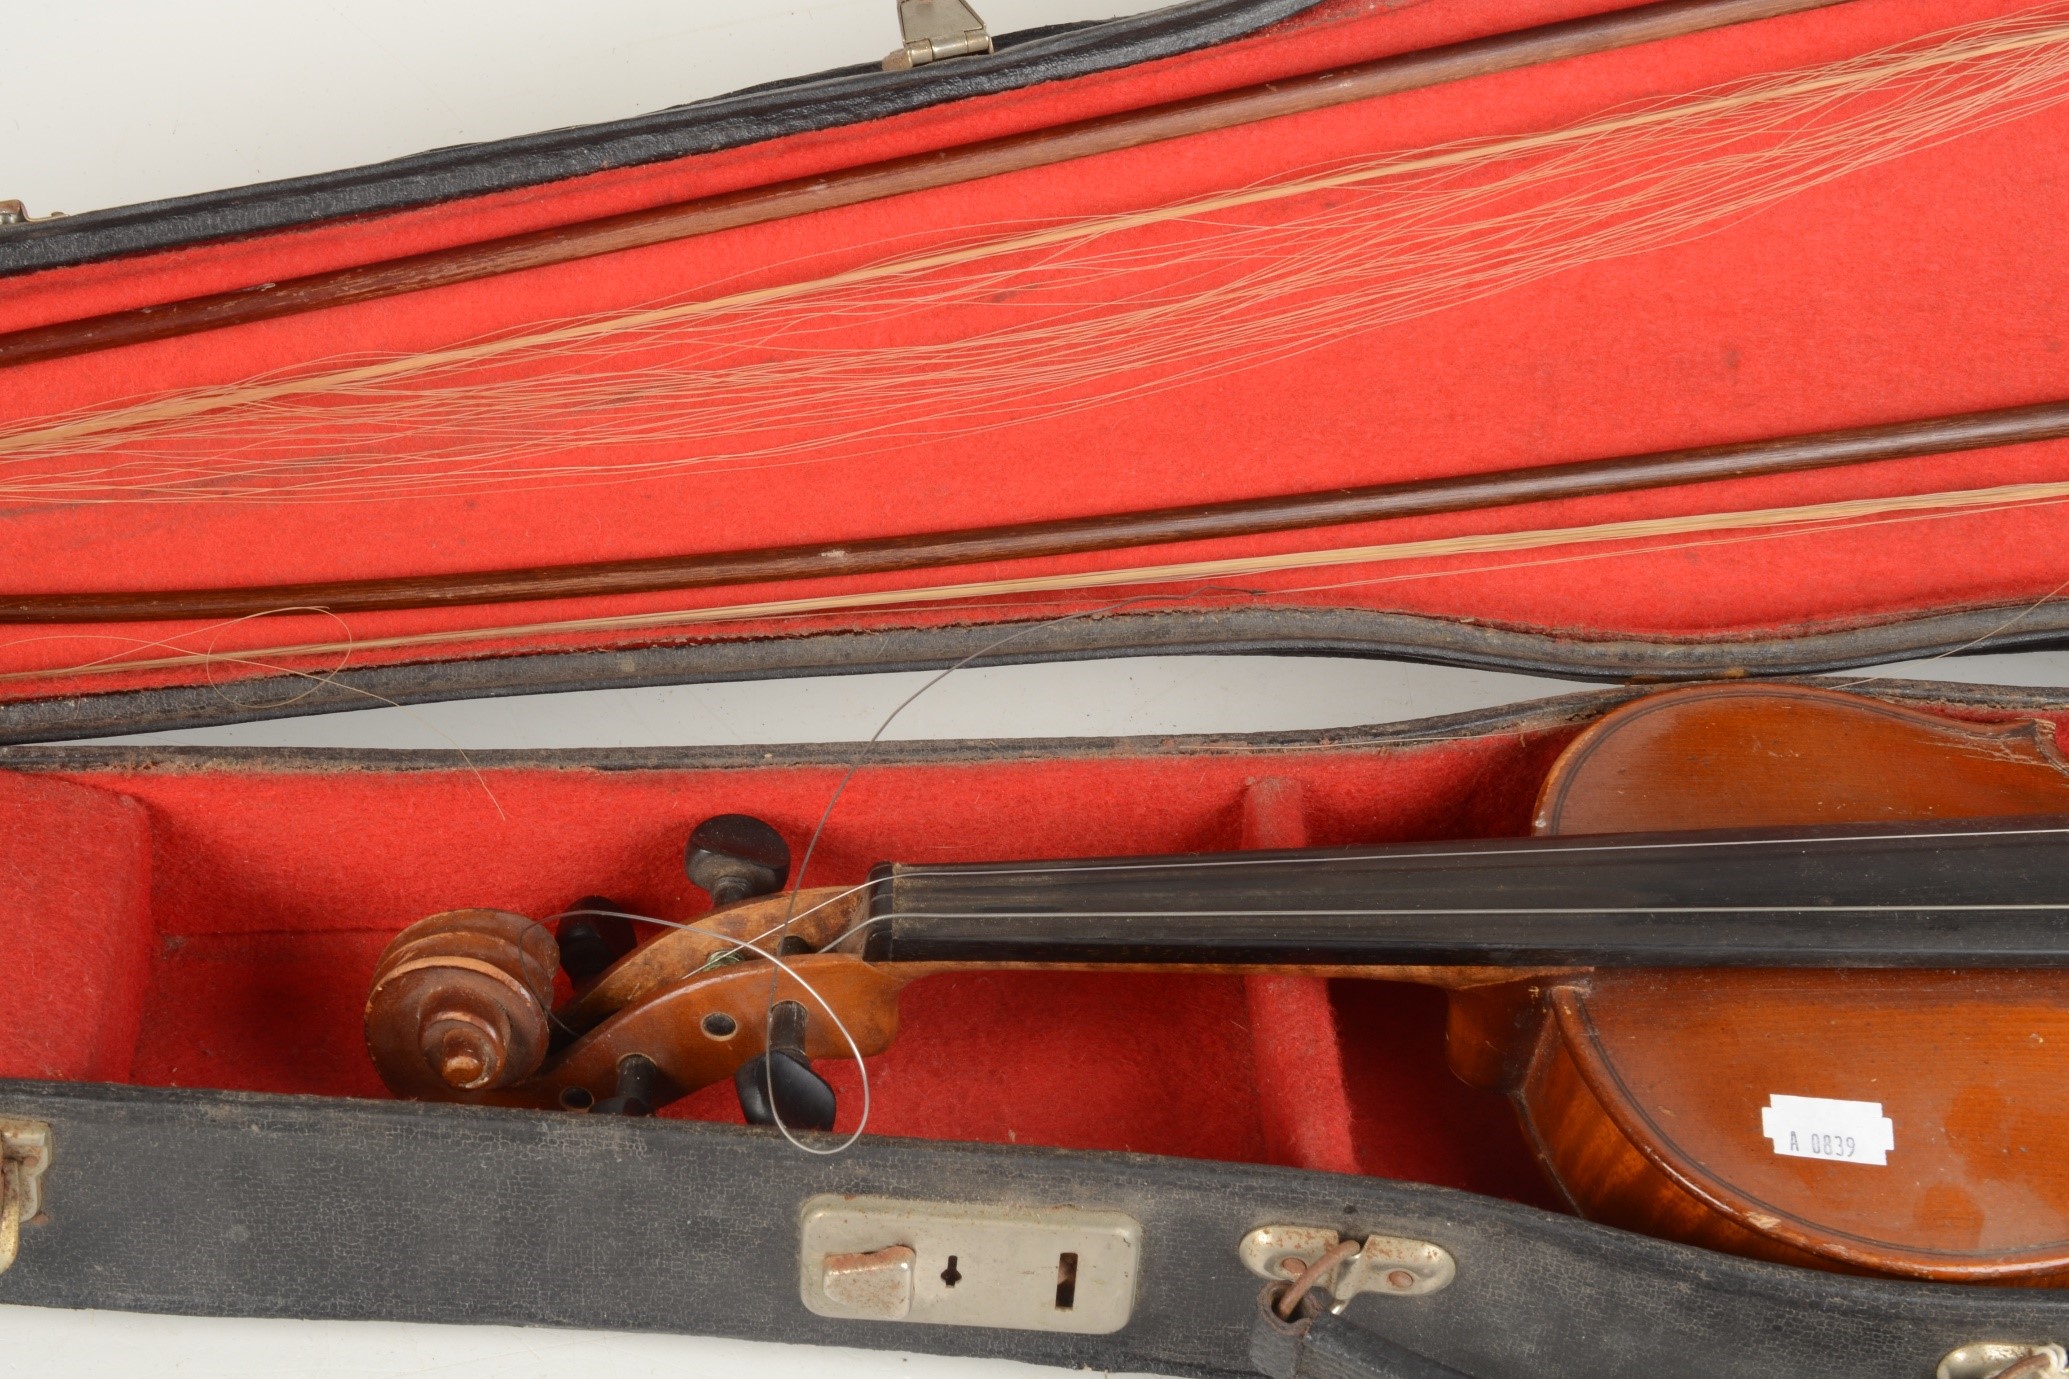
left=5, top=682, right=2067, bottom=778
left=0, top=0, right=1324, bottom=276
left=4, top=601, right=2067, bottom=744
left=0, top=1079, right=2064, bottom=1378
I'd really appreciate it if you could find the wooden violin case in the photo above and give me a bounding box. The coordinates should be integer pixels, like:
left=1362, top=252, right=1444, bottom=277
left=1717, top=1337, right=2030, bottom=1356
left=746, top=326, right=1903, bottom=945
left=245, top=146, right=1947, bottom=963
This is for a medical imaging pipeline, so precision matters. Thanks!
left=7, top=1, right=2069, bottom=1375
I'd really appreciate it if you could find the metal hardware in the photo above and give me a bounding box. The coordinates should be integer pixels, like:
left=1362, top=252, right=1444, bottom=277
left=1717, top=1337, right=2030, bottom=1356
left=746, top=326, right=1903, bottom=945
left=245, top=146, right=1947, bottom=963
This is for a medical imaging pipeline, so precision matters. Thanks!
left=800, top=1194, right=1140, bottom=1333
left=1939, top=1342, right=2069, bottom=1379
left=0, top=1118, right=53, bottom=1274
left=883, top=0, right=992, bottom=70
left=822, top=1245, right=917, bottom=1319
left=0, top=200, right=64, bottom=227
left=1241, top=1225, right=1455, bottom=1312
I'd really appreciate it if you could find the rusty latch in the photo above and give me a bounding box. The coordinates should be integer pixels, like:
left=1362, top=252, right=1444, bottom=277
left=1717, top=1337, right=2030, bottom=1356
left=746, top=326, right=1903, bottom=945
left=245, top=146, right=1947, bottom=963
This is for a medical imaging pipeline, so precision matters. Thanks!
left=883, top=0, right=992, bottom=70
left=1240, top=1225, right=1455, bottom=1312
left=0, top=1117, right=52, bottom=1274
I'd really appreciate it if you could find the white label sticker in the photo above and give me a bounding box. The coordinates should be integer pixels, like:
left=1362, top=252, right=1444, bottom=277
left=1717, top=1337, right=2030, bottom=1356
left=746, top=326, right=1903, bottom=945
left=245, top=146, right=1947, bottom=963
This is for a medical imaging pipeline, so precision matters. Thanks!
left=1760, top=1095, right=1894, bottom=1165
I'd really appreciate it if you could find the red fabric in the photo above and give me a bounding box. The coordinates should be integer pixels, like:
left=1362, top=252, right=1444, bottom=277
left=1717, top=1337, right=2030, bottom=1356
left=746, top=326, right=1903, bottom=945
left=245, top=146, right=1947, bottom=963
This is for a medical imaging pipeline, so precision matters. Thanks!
left=1, top=0, right=2065, bottom=698
left=0, top=771, right=154, bottom=1082
left=1248, top=974, right=1362, bottom=1172
left=1239, top=776, right=1364, bottom=1174
left=2, top=719, right=1588, bottom=1199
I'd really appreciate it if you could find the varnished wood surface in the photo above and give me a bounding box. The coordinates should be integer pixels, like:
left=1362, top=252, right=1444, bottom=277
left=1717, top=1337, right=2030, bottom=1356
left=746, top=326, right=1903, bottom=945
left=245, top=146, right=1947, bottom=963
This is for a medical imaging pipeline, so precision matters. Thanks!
left=559, top=885, right=866, bottom=1030
left=1535, top=681, right=2069, bottom=834
left=1515, top=993, right=1855, bottom=1275
left=1547, top=973, right=2069, bottom=1282
left=1522, top=683, right=2069, bottom=1284
left=10, top=397, right=2068, bottom=623
left=477, top=953, right=912, bottom=1113
left=0, top=0, right=1844, bottom=370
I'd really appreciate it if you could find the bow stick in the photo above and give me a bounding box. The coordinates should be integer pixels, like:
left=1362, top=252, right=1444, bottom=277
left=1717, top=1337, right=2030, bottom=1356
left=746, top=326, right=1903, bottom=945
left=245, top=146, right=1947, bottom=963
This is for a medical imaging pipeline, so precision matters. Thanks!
left=4, top=395, right=2064, bottom=625
left=0, top=0, right=1845, bottom=370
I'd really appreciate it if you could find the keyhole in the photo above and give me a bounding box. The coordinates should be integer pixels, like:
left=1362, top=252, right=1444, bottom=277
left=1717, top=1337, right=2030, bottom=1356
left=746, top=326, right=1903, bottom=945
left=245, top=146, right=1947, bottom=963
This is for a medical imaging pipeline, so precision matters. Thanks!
left=1054, top=1252, right=1078, bottom=1310
left=941, top=1255, right=962, bottom=1288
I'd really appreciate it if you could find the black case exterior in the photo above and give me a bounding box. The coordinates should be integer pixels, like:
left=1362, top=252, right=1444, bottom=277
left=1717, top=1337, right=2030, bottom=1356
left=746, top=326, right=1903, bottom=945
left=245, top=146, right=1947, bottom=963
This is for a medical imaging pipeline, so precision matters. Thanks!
left=3, top=1079, right=2065, bottom=1379
left=9, top=600, right=2069, bottom=744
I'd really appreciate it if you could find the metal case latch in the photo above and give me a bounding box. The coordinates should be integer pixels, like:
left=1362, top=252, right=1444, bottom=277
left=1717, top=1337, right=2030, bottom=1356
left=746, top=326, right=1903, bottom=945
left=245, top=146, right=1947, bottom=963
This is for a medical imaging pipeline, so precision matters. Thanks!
left=1241, top=1225, right=1455, bottom=1312
left=0, top=1118, right=52, bottom=1273
left=884, top=0, right=992, bottom=70
left=1938, top=1342, right=2069, bottom=1379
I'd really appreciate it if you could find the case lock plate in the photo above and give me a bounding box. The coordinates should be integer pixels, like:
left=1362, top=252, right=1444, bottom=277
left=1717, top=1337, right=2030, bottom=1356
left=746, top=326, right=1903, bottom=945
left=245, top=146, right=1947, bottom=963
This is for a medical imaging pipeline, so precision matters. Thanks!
left=800, top=1195, right=1140, bottom=1333
left=0, top=1117, right=52, bottom=1274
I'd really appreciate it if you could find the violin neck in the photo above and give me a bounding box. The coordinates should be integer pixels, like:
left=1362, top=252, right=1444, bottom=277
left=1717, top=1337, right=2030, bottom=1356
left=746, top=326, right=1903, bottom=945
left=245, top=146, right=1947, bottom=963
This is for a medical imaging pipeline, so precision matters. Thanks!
left=857, top=816, right=2069, bottom=970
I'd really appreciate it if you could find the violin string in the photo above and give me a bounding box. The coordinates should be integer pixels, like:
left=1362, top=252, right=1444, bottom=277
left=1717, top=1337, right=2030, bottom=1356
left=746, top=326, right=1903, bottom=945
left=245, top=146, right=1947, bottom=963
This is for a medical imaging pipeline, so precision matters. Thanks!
left=4, top=603, right=515, bottom=813
left=536, top=822, right=2069, bottom=1152
left=546, top=905, right=873, bottom=1155
left=760, top=819, right=2069, bottom=913
left=1816, top=570, right=2069, bottom=692
left=756, top=590, right=1242, bottom=1148
left=871, top=904, right=2069, bottom=916
left=8, top=7, right=2069, bottom=501
left=493, top=608, right=2067, bottom=1151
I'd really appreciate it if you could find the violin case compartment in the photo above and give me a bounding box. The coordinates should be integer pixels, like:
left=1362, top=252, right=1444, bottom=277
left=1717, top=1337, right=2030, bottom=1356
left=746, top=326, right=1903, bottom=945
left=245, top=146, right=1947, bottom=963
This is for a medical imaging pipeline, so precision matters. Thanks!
left=5, top=1, right=2069, bottom=1375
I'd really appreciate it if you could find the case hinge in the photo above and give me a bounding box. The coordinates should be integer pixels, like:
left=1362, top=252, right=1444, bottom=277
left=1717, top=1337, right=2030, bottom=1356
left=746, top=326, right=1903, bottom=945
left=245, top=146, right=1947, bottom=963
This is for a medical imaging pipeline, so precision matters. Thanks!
left=0, top=1117, right=52, bottom=1274
left=883, top=0, right=992, bottom=71
left=0, top=201, right=64, bottom=229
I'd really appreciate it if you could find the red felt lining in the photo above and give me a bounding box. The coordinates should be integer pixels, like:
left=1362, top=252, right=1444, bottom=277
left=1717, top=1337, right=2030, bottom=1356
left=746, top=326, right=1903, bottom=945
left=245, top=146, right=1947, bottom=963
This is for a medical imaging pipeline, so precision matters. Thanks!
left=2, top=0, right=2065, bottom=703
left=2, top=721, right=1574, bottom=1202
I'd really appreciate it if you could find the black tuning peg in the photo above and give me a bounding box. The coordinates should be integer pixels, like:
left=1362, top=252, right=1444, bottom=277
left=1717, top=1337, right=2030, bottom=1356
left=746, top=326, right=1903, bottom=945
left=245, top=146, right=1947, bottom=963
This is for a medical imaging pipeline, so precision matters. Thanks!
left=734, top=1000, right=836, bottom=1131
left=555, top=895, right=639, bottom=988
left=686, top=814, right=791, bottom=907
left=591, top=1052, right=665, bottom=1117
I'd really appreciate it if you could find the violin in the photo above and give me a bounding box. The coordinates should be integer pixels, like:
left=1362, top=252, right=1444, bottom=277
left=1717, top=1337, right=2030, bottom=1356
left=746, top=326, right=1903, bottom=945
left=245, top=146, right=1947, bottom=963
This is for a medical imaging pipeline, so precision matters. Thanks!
left=364, top=682, right=2069, bottom=1286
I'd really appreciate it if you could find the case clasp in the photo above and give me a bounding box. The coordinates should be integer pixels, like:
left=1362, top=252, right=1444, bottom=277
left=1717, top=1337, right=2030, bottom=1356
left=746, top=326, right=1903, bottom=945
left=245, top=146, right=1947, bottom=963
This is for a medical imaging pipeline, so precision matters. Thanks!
left=1938, top=1342, right=2068, bottom=1379
left=0, top=1117, right=52, bottom=1274
left=1241, top=1225, right=1455, bottom=1312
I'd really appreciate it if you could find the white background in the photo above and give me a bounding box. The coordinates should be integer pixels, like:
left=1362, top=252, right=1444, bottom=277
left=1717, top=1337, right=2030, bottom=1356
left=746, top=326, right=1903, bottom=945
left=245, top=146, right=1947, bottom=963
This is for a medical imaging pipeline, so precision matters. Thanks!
left=9, top=2, right=2069, bottom=1374
left=3, top=0, right=1164, bottom=218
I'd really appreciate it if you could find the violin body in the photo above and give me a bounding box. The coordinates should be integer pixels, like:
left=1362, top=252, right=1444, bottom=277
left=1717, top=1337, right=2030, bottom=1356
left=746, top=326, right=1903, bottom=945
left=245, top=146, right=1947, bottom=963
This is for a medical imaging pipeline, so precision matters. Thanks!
left=364, top=682, right=2069, bottom=1286
left=1494, top=684, right=2069, bottom=1283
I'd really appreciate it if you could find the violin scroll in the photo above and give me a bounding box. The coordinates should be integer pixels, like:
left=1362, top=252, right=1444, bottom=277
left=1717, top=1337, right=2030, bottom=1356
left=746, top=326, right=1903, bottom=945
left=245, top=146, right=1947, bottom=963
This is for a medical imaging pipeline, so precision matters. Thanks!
left=365, top=909, right=561, bottom=1097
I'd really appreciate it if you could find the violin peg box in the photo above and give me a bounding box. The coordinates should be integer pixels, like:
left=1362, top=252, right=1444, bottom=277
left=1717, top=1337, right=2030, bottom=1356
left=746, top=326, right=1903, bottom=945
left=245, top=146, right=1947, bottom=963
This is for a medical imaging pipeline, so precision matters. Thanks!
left=7, top=0, right=2069, bottom=1375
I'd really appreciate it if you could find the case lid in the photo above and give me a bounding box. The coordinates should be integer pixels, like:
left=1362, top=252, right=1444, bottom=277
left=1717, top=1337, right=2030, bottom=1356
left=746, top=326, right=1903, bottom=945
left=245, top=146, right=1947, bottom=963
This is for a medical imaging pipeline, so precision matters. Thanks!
left=1, top=0, right=2066, bottom=722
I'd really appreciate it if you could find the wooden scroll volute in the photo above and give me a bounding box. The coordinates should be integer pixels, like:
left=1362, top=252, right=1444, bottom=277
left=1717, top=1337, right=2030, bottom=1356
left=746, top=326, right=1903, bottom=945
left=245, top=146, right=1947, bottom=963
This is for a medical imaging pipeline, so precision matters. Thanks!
left=365, top=909, right=562, bottom=1098
left=1510, top=684, right=2069, bottom=1284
